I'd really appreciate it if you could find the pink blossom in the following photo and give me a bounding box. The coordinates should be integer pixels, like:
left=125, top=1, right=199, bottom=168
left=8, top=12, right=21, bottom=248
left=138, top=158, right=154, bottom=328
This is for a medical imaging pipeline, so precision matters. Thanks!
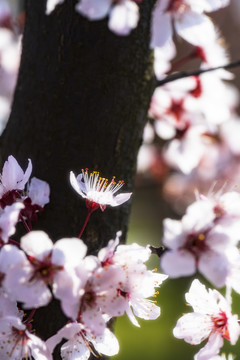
left=46, top=322, right=119, bottom=360
left=160, top=198, right=240, bottom=287
left=0, top=315, right=52, bottom=359
left=1, top=231, right=87, bottom=309
left=151, top=0, right=229, bottom=49
left=173, top=279, right=240, bottom=359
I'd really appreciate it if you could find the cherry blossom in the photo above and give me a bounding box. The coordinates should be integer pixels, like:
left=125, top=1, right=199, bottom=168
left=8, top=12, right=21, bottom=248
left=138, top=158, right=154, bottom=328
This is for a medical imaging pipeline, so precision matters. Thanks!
left=97, top=235, right=168, bottom=326
left=70, top=169, right=131, bottom=211
left=151, top=0, right=229, bottom=49
left=0, top=315, right=52, bottom=360
left=160, top=197, right=240, bottom=287
left=1, top=231, right=87, bottom=309
left=173, top=279, right=240, bottom=360
left=46, top=322, right=119, bottom=360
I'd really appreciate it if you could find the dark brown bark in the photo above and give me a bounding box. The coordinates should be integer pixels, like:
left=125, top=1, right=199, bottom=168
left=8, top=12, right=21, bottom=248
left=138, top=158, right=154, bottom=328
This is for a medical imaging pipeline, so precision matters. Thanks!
left=0, top=0, right=156, bottom=352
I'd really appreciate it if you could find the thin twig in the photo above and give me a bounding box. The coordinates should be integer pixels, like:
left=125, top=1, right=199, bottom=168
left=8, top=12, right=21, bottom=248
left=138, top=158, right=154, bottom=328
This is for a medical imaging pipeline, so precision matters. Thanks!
left=156, top=59, right=240, bottom=87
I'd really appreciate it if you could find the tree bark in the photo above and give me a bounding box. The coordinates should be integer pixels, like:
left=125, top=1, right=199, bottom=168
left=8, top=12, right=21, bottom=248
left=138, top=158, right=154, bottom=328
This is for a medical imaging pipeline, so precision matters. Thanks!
left=0, top=0, right=156, bottom=350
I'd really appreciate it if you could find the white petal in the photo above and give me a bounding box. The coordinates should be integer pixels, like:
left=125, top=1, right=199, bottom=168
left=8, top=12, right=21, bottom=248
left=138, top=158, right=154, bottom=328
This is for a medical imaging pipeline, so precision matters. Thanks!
left=28, top=177, right=50, bottom=207
left=175, top=12, right=216, bottom=46
left=194, top=332, right=223, bottom=360
left=132, top=298, right=160, bottom=321
left=150, top=5, right=172, bottom=48
left=92, top=328, right=119, bottom=356
left=108, top=1, right=139, bottom=36
left=52, top=237, right=87, bottom=266
left=20, top=231, right=53, bottom=261
left=173, top=313, right=212, bottom=344
left=186, top=279, right=219, bottom=315
left=69, top=171, right=86, bottom=198
left=76, top=0, right=112, bottom=20
left=46, top=0, right=65, bottom=14
left=112, top=192, right=132, bottom=206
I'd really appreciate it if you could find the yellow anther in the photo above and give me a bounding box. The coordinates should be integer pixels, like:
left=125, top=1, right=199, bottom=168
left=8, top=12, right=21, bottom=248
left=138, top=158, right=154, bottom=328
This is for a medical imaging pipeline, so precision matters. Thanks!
left=198, top=234, right=205, bottom=241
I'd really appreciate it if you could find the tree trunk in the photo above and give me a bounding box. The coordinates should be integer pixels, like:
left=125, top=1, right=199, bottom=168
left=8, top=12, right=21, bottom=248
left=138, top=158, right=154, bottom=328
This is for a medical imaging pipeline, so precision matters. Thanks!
left=0, top=0, right=156, bottom=350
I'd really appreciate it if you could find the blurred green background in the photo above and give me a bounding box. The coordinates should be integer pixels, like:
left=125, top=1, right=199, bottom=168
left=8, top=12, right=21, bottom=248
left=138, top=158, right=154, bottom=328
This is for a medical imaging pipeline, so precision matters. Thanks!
left=112, top=185, right=240, bottom=360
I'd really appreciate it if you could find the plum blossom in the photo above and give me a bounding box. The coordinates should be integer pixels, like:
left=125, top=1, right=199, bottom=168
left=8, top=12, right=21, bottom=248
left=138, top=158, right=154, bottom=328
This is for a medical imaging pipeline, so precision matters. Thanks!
left=70, top=169, right=131, bottom=211
left=0, top=315, right=52, bottom=360
left=173, top=279, right=240, bottom=360
left=1, top=231, right=87, bottom=309
left=97, top=234, right=168, bottom=326
left=160, top=196, right=240, bottom=287
left=151, top=0, right=229, bottom=49
left=46, top=322, right=119, bottom=360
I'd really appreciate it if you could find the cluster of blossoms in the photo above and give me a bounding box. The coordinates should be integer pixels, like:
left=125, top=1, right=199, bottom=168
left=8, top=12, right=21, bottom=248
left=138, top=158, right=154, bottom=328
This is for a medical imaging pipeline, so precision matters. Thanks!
left=157, top=186, right=240, bottom=358
left=0, top=155, right=167, bottom=360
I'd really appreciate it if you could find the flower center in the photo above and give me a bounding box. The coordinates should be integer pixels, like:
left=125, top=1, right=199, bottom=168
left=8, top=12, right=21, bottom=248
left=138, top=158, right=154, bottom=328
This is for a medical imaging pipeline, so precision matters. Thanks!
left=28, top=254, right=63, bottom=284
left=185, top=232, right=208, bottom=256
left=167, top=0, right=189, bottom=14
left=212, top=310, right=230, bottom=340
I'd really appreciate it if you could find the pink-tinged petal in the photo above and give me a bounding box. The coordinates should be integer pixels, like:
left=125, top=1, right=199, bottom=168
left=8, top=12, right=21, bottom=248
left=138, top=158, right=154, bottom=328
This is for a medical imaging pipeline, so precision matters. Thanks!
left=194, top=332, right=223, bottom=360
left=108, top=1, right=139, bottom=36
left=173, top=313, right=212, bottom=345
left=0, top=202, right=24, bottom=242
left=20, top=231, right=53, bottom=261
left=46, top=0, right=65, bottom=14
left=75, top=0, right=112, bottom=20
left=198, top=250, right=229, bottom=288
left=131, top=298, right=160, bottom=321
left=4, top=264, right=52, bottom=308
left=52, top=237, right=87, bottom=266
left=111, top=192, right=132, bottom=206
left=92, top=328, right=119, bottom=356
left=0, top=289, right=19, bottom=318
left=162, top=218, right=185, bottom=249
left=160, top=249, right=196, bottom=278
left=81, top=308, right=106, bottom=336
left=1, top=156, right=32, bottom=192
left=61, top=337, right=90, bottom=360
left=116, top=242, right=151, bottom=263
left=0, top=244, right=25, bottom=272
left=186, top=279, right=220, bottom=315
left=175, top=12, right=216, bottom=47
left=98, top=234, right=120, bottom=263
left=52, top=268, right=81, bottom=311
left=69, top=171, right=86, bottom=198
left=16, top=158, right=32, bottom=190
left=28, top=177, right=50, bottom=207
left=150, top=5, right=172, bottom=48
left=27, top=332, right=53, bottom=360
left=46, top=322, right=82, bottom=353
left=182, top=200, right=215, bottom=233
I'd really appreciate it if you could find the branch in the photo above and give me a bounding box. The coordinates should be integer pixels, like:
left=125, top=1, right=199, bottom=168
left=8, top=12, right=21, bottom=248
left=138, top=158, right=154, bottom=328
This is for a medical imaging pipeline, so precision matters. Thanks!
left=156, top=59, right=240, bottom=87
